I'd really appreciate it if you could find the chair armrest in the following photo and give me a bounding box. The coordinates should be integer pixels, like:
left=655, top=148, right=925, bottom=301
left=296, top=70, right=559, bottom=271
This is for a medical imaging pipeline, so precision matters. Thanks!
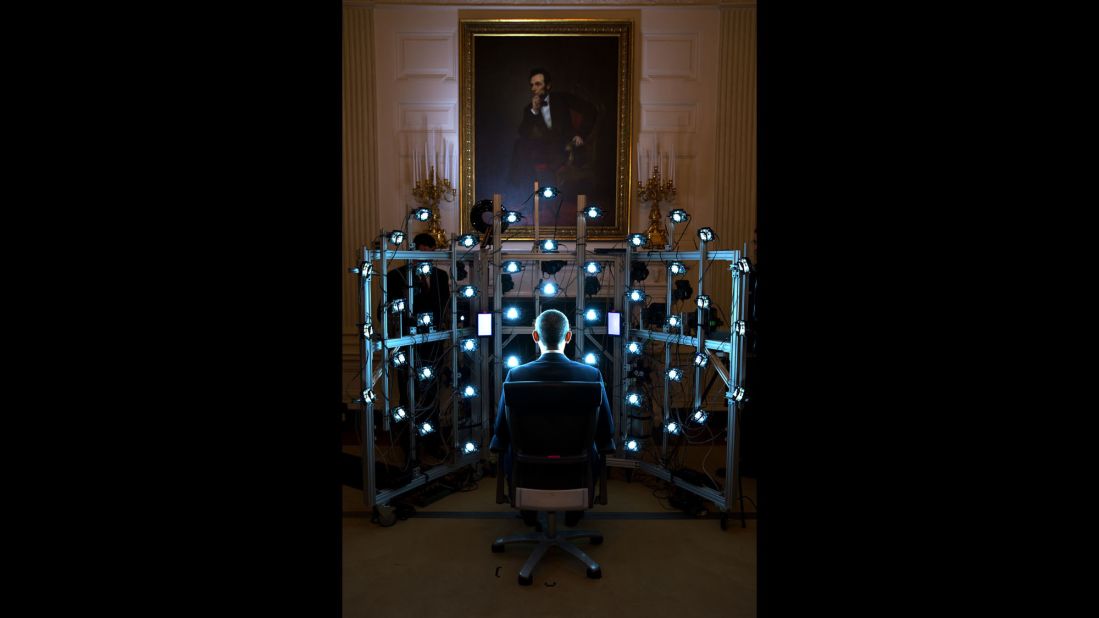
left=597, top=455, right=608, bottom=505
left=496, top=464, right=507, bottom=504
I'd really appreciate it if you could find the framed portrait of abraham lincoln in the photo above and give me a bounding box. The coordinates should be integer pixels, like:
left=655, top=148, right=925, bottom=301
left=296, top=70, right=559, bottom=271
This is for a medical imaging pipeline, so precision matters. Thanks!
left=460, top=20, right=633, bottom=241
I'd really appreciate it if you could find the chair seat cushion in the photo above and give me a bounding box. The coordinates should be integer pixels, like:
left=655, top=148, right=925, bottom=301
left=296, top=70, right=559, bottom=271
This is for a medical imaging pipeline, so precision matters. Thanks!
left=514, top=487, right=590, bottom=510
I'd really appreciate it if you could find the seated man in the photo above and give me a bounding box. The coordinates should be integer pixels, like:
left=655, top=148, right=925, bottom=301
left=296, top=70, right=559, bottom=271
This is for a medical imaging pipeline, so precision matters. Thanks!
left=489, top=309, right=615, bottom=526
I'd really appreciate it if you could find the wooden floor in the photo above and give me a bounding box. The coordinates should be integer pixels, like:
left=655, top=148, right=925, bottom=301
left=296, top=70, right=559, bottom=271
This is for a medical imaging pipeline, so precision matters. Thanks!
left=342, top=450, right=758, bottom=617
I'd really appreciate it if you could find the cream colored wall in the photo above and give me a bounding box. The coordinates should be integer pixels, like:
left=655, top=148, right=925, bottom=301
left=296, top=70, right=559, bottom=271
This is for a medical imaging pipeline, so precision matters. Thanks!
left=343, top=1, right=755, bottom=404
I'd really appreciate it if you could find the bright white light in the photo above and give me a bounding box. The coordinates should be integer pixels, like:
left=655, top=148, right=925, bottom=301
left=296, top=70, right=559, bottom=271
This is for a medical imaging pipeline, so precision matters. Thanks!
left=666, top=421, right=680, bottom=435
left=738, top=257, right=752, bottom=273
left=628, top=234, right=647, bottom=247
left=460, top=285, right=478, bottom=298
left=667, top=315, right=681, bottom=328
left=392, top=407, right=408, bottom=422
left=362, top=323, right=374, bottom=338
left=585, top=261, right=602, bottom=274
left=417, top=366, right=433, bottom=380
left=390, top=298, right=406, bottom=313
left=417, top=313, right=433, bottom=326
left=583, top=352, right=598, bottom=365
left=698, top=227, right=714, bottom=242
left=505, top=307, right=520, bottom=320
left=541, top=281, right=559, bottom=296
left=413, top=208, right=431, bottom=221
left=416, top=262, right=432, bottom=276
left=418, top=422, right=434, bottom=436
left=669, top=209, right=690, bottom=224
left=694, top=353, right=709, bottom=367
left=585, top=205, right=603, bottom=218
left=669, top=262, right=687, bottom=275
left=736, top=321, right=747, bottom=336
left=585, top=308, right=598, bottom=321
left=504, top=211, right=521, bottom=224
left=628, top=289, right=645, bottom=302
left=541, top=186, right=558, bottom=199
left=692, top=409, right=709, bottom=424
left=626, top=393, right=642, bottom=407
left=627, top=341, right=642, bottom=354
left=389, top=231, right=405, bottom=245
left=506, top=356, right=520, bottom=368
left=391, top=350, right=407, bottom=366
left=463, top=441, right=478, bottom=454
left=463, top=385, right=478, bottom=398
left=666, top=368, right=682, bottom=381
left=731, top=386, right=746, bottom=402
left=503, top=261, right=522, bottom=273
left=459, top=234, right=478, bottom=248
left=625, top=439, right=640, bottom=452
left=362, top=389, right=376, bottom=403
left=542, top=239, right=558, bottom=252
left=697, top=295, right=711, bottom=309
left=461, top=338, right=478, bottom=352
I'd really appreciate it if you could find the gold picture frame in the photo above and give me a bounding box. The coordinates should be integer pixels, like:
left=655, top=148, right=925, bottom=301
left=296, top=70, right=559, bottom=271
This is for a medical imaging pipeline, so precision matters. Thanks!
left=459, top=19, right=633, bottom=241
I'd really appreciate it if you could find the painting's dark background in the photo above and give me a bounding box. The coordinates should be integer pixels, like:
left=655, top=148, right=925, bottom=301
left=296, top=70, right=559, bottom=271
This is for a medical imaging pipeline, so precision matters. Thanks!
left=474, top=35, right=620, bottom=234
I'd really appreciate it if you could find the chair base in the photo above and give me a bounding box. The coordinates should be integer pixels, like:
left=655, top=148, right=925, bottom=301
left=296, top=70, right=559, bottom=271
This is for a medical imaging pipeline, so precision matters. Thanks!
left=492, top=513, right=603, bottom=582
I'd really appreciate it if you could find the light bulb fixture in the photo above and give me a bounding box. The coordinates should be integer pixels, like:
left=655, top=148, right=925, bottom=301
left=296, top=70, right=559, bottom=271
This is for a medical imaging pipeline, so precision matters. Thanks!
left=665, top=367, right=683, bottom=382
left=697, top=227, right=715, bottom=242
left=461, top=338, right=478, bottom=352
left=416, top=366, right=433, bottom=381
left=504, top=306, right=521, bottom=321
left=502, top=260, right=523, bottom=274
left=735, top=320, right=747, bottom=336
left=730, top=386, right=746, bottom=402
left=668, top=209, right=690, bottom=224
left=694, top=352, right=709, bottom=367
left=418, top=421, right=435, bottom=436
left=389, top=298, right=407, bottom=313
left=458, top=233, right=479, bottom=248
left=738, top=257, right=753, bottom=273
left=388, top=230, right=406, bottom=246
left=540, top=186, right=558, bottom=199
left=390, top=349, right=408, bottom=367
left=541, top=239, right=559, bottom=253
left=412, top=207, right=432, bottom=221
left=626, top=341, right=643, bottom=355
left=391, top=406, right=408, bottom=422
left=627, top=233, right=648, bottom=248
left=361, top=389, right=376, bottom=403
left=627, top=288, right=647, bottom=303
left=459, top=285, right=479, bottom=299
left=461, top=384, right=479, bottom=398
left=665, top=420, right=680, bottom=435
left=585, top=204, right=603, bottom=218
left=583, top=352, right=598, bottom=365
left=584, top=308, right=599, bottom=322
left=416, top=312, right=433, bottom=327
left=503, top=210, right=522, bottom=224
left=541, top=280, right=559, bottom=296
left=362, top=322, right=374, bottom=338
left=625, top=438, right=641, bottom=452
left=415, top=262, right=432, bottom=276
left=584, top=261, right=603, bottom=275
left=691, top=409, right=709, bottom=424
left=696, top=295, right=711, bottom=309
left=506, top=355, right=521, bottom=369
left=666, top=315, right=682, bottom=329
left=625, top=392, right=643, bottom=407
left=462, top=441, right=479, bottom=455
left=668, top=262, right=688, bottom=275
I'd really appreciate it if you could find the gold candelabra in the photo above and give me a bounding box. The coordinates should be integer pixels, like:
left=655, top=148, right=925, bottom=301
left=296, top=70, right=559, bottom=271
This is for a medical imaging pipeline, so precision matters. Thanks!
left=411, top=166, right=456, bottom=249
left=638, top=166, right=677, bottom=248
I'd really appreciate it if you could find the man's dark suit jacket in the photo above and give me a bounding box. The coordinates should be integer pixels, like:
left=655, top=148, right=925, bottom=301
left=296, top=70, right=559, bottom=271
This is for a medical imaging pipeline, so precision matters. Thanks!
left=517, top=92, right=597, bottom=147
left=489, top=351, right=615, bottom=457
left=384, top=263, right=450, bottom=325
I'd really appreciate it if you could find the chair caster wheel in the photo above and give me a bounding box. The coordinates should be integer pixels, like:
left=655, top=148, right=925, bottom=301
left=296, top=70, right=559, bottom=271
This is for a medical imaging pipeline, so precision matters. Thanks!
left=518, top=574, right=533, bottom=586
left=491, top=542, right=505, bottom=553
left=590, top=535, right=603, bottom=545
left=586, top=566, right=602, bottom=579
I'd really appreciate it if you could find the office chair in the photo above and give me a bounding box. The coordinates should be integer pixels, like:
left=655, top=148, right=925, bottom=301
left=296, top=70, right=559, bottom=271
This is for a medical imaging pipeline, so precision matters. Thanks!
left=491, top=381, right=608, bottom=585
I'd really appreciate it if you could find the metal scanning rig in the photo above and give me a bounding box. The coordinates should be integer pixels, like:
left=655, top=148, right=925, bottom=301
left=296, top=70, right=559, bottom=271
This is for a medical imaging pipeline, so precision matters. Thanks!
left=354, top=194, right=751, bottom=530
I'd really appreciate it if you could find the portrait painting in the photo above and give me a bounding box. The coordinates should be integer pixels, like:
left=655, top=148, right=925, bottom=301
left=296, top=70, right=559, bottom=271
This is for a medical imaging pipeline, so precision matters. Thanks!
left=460, top=20, right=633, bottom=241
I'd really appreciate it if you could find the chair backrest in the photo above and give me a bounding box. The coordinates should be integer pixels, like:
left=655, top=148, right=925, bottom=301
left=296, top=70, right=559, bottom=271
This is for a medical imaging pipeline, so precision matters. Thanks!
left=504, top=381, right=601, bottom=492
left=504, top=381, right=601, bottom=458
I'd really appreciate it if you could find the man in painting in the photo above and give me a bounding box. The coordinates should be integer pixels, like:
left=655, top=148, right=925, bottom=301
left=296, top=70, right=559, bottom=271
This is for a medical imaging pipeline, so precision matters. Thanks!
left=508, top=68, right=598, bottom=216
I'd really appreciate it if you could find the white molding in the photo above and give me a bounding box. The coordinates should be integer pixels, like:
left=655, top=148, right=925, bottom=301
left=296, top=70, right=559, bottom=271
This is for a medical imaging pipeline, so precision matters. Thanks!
left=397, top=102, right=458, bottom=130
left=396, top=32, right=456, bottom=80
left=641, top=103, right=697, bottom=131
left=642, top=33, right=699, bottom=80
